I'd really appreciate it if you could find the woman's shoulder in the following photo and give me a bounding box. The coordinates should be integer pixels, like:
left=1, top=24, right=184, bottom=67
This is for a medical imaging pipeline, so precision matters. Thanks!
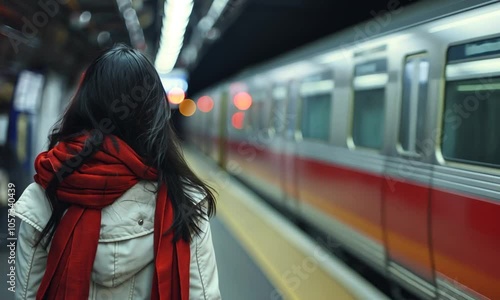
left=13, top=183, right=52, bottom=232
left=12, top=181, right=158, bottom=232
left=12, top=180, right=208, bottom=236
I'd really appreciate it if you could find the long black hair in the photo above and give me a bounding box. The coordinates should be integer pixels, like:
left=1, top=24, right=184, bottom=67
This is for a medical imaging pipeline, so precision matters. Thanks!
left=36, top=44, right=215, bottom=246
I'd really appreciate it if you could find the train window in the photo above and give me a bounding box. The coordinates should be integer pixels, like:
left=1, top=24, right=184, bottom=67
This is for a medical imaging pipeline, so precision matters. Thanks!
left=245, top=88, right=270, bottom=133
left=352, top=59, right=387, bottom=149
left=442, top=38, right=500, bottom=168
left=299, top=75, right=334, bottom=142
left=442, top=77, right=500, bottom=167
left=398, top=54, right=429, bottom=154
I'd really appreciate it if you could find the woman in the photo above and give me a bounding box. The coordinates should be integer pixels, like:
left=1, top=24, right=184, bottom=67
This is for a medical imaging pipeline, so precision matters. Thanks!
left=13, top=44, right=220, bottom=299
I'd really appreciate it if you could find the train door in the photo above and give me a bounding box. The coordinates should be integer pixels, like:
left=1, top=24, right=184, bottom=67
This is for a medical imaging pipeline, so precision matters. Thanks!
left=293, top=72, right=335, bottom=216
left=280, top=81, right=300, bottom=211
left=268, top=84, right=288, bottom=206
left=266, top=83, right=288, bottom=204
left=431, top=36, right=500, bottom=299
left=340, top=58, right=387, bottom=272
left=383, top=53, right=436, bottom=298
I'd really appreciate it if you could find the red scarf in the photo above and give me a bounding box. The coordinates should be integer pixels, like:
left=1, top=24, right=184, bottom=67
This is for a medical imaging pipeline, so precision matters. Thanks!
left=33, top=133, right=190, bottom=300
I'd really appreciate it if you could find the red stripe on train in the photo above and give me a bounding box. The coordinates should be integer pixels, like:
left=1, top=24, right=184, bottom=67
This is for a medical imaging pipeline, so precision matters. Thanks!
left=223, top=139, right=500, bottom=299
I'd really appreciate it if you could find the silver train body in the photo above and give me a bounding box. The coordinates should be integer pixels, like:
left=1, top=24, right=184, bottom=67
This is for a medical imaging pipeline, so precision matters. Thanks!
left=186, top=1, right=500, bottom=299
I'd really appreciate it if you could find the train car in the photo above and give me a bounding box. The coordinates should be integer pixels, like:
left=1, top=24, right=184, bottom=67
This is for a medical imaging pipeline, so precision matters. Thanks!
left=185, top=1, right=500, bottom=299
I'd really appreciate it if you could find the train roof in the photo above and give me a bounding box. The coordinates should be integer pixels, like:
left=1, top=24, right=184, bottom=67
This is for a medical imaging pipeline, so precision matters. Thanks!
left=200, top=0, right=496, bottom=92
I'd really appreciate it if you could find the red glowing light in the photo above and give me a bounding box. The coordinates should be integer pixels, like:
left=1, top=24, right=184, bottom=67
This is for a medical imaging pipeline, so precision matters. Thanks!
left=197, top=96, right=214, bottom=113
left=231, top=112, right=245, bottom=129
left=167, top=87, right=185, bottom=104
left=233, top=92, right=252, bottom=110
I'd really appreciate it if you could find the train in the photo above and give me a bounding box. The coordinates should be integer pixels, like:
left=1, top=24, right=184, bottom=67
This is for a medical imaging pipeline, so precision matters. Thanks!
left=184, top=1, right=500, bottom=299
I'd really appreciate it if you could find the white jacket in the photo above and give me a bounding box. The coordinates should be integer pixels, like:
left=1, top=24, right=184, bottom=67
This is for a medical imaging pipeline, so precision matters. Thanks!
left=13, top=181, right=221, bottom=300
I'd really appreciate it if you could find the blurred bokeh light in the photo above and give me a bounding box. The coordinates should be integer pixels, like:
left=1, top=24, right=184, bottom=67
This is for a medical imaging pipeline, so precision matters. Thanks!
left=179, top=98, right=196, bottom=117
left=197, top=95, right=214, bottom=113
left=231, top=112, right=245, bottom=129
left=167, top=87, right=185, bottom=104
left=233, top=92, right=252, bottom=110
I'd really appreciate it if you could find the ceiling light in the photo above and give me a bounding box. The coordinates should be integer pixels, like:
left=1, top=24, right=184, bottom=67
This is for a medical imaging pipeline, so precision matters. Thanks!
left=155, top=0, right=194, bottom=73
left=79, top=11, right=91, bottom=25
left=97, top=31, right=111, bottom=46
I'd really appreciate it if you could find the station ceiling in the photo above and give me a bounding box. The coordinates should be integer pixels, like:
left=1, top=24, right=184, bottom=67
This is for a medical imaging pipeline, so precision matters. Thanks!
left=1, top=0, right=417, bottom=90
left=1, top=0, right=162, bottom=77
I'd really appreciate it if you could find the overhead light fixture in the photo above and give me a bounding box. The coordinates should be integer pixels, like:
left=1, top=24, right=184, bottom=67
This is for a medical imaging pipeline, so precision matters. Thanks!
left=123, top=7, right=136, bottom=21
left=116, top=0, right=145, bottom=50
left=178, top=0, right=233, bottom=68
left=155, top=0, right=194, bottom=73
left=79, top=11, right=91, bottom=26
left=97, top=31, right=111, bottom=46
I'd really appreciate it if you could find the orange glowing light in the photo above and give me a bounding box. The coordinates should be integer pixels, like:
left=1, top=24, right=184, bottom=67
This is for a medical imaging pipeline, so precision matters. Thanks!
left=231, top=112, right=245, bottom=129
left=167, top=87, right=185, bottom=104
left=197, top=96, right=214, bottom=113
left=179, top=99, right=196, bottom=117
left=233, top=92, right=252, bottom=110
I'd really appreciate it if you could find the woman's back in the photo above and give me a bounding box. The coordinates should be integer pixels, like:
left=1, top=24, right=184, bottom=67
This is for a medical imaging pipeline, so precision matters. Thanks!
left=13, top=44, right=219, bottom=299
left=14, top=181, right=220, bottom=299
